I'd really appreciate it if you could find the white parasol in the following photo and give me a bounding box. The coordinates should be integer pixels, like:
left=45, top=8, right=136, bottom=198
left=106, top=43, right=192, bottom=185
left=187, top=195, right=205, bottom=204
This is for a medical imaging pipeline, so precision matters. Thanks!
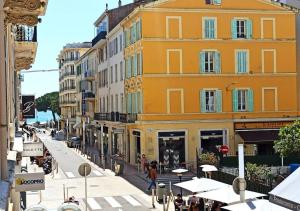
left=174, top=178, right=227, bottom=193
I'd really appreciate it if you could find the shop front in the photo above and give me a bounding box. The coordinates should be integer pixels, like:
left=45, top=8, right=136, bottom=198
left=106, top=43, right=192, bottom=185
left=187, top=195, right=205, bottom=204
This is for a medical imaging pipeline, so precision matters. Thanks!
left=158, top=131, right=186, bottom=170
left=199, top=129, right=228, bottom=154
left=235, top=121, right=293, bottom=155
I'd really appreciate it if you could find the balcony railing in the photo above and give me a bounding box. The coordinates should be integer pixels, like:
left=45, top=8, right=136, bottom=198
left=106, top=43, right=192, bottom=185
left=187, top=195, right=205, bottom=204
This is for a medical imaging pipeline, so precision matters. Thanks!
left=94, top=112, right=137, bottom=123
left=84, top=92, right=95, bottom=99
left=15, top=25, right=37, bottom=42
left=92, top=31, right=107, bottom=46
left=59, top=86, right=76, bottom=92
left=59, top=100, right=76, bottom=105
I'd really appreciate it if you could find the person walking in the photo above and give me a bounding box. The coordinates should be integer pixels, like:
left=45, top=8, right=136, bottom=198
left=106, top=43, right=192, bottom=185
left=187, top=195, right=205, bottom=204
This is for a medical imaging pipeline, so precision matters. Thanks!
left=147, top=164, right=157, bottom=191
left=141, top=154, right=148, bottom=174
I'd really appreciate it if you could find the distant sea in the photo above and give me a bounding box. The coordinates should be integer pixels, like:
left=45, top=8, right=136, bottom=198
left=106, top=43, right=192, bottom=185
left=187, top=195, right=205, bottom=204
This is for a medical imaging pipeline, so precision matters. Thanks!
left=25, top=109, right=60, bottom=124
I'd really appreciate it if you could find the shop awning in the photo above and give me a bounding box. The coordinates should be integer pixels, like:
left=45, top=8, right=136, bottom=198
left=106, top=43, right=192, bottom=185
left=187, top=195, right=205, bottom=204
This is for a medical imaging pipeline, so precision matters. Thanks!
left=236, top=129, right=279, bottom=144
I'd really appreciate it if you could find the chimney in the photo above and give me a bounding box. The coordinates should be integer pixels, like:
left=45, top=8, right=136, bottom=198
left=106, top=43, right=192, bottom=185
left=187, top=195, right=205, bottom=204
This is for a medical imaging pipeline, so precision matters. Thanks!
left=118, top=0, right=122, bottom=7
left=106, top=3, right=108, bottom=11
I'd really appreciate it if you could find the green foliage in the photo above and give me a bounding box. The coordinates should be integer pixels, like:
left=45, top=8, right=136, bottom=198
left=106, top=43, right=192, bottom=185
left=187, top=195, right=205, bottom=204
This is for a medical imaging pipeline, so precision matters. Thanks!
left=245, top=162, right=271, bottom=183
left=199, top=152, right=219, bottom=166
left=36, top=92, right=60, bottom=121
left=274, top=120, right=300, bottom=157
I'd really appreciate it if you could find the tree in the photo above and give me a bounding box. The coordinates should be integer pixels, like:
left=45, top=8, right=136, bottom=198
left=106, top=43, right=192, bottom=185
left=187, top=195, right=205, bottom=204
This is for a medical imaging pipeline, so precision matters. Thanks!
left=274, top=120, right=300, bottom=157
left=35, top=92, right=60, bottom=121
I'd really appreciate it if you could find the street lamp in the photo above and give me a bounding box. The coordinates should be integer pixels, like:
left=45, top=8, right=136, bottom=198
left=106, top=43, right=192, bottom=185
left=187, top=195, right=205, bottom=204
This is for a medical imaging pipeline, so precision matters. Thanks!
left=172, top=168, right=188, bottom=196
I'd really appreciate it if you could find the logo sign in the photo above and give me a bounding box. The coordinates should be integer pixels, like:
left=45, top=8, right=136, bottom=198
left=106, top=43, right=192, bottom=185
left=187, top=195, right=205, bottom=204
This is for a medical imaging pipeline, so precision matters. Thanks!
left=15, top=172, right=45, bottom=192
left=78, top=163, right=91, bottom=177
left=22, top=142, right=44, bottom=157
left=22, top=95, right=35, bottom=118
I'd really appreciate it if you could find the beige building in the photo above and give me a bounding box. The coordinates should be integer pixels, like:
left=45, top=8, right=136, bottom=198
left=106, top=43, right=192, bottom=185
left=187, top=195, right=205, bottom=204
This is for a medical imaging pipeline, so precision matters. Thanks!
left=57, top=43, right=91, bottom=136
left=0, top=0, right=48, bottom=209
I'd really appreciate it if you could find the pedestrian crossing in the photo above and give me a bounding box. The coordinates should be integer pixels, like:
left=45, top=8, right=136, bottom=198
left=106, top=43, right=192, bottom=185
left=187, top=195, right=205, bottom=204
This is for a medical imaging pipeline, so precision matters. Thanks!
left=64, top=170, right=104, bottom=178
left=81, top=195, right=149, bottom=210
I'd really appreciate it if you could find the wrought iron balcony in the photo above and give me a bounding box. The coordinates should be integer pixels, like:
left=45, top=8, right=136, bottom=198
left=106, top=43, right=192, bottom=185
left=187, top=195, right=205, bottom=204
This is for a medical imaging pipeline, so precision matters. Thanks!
left=92, top=31, right=107, bottom=46
left=15, top=25, right=37, bottom=42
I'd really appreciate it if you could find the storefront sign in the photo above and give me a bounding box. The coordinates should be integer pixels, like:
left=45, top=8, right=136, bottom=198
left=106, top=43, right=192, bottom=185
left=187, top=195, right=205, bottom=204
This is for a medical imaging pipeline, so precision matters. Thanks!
left=22, top=95, right=35, bottom=118
left=22, top=142, right=44, bottom=157
left=235, top=121, right=293, bottom=130
left=15, top=172, right=45, bottom=192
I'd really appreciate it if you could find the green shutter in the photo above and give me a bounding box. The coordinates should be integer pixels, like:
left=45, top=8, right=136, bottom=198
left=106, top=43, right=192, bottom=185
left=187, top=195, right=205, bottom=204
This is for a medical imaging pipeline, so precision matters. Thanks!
left=136, top=21, right=140, bottom=40
left=201, top=90, right=206, bottom=112
left=131, top=56, right=134, bottom=77
left=213, top=0, right=221, bottom=4
left=246, top=19, right=253, bottom=39
left=124, top=31, right=127, bottom=48
left=127, top=93, right=132, bottom=113
left=210, top=19, right=215, bottom=39
left=200, top=52, right=206, bottom=73
left=133, top=54, right=138, bottom=76
left=133, top=24, right=136, bottom=43
left=128, top=57, right=132, bottom=78
left=247, top=88, right=254, bottom=112
left=216, top=90, right=222, bottom=112
left=214, top=52, right=221, bottom=73
left=139, top=52, right=143, bottom=75
left=231, top=19, right=237, bottom=39
left=204, top=20, right=209, bottom=39
left=233, top=89, right=238, bottom=112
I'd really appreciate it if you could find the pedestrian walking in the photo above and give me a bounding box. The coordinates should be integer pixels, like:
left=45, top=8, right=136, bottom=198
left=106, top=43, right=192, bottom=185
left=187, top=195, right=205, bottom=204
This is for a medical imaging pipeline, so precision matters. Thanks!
left=147, top=165, right=157, bottom=191
left=141, top=154, right=148, bottom=174
left=174, top=194, right=184, bottom=211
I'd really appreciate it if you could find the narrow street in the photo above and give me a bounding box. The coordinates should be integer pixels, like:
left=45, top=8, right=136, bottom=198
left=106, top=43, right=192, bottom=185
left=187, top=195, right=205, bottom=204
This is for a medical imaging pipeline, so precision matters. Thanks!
left=25, top=132, right=165, bottom=211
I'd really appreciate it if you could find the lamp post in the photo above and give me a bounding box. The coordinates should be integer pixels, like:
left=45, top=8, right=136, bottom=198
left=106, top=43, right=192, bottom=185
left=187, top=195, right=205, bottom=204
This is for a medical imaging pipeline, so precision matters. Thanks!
left=172, top=168, right=188, bottom=196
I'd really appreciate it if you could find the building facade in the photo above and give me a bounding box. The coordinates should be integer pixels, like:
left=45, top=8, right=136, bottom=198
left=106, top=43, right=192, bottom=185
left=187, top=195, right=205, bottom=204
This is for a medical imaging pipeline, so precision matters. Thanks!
left=0, top=0, right=48, bottom=209
left=121, top=0, right=300, bottom=167
left=57, top=43, right=91, bottom=136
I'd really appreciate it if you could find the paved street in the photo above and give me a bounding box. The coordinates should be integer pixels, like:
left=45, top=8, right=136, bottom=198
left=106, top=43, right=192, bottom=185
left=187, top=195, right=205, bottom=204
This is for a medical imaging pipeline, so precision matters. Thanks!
left=26, top=132, right=166, bottom=211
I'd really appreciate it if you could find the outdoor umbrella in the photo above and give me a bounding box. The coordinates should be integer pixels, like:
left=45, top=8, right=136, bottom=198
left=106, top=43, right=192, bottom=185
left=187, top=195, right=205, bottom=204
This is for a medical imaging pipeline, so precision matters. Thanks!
left=174, top=178, right=227, bottom=193
left=196, top=185, right=266, bottom=204
left=222, top=199, right=292, bottom=211
left=201, top=165, right=218, bottom=172
left=269, top=167, right=300, bottom=209
left=200, top=164, right=218, bottom=172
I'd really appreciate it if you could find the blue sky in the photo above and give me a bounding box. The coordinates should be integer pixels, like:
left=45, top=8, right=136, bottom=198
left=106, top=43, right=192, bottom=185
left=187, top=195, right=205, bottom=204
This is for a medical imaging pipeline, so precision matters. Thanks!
left=22, top=0, right=132, bottom=98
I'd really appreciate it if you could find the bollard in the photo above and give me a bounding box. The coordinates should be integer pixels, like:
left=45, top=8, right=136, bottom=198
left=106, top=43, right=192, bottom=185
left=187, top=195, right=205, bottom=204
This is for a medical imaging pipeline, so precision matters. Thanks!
left=163, top=194, right=166, bottom=211
left=111, top=159, right=113, bottom=170
left=93, top=154, right=96, bottom=163
left=152, top=188, right=155, bottom=208
left=169, top=180, right=172, bottom=193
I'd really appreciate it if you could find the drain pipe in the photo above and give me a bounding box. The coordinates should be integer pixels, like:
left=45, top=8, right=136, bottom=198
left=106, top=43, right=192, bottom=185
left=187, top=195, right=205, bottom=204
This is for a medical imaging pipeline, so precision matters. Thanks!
left=0, top=9, right=8, bottom=180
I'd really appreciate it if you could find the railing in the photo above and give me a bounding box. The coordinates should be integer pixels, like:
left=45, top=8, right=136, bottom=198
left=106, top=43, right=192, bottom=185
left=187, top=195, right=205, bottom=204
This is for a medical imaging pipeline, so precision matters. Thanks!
left=94, top=112, right=137, bottom=123
left=92, top=31, right=107, bottom=46
left=59, top=100, right=76, bottom=105
left=59, top=72, right=76, bottom=81
left=60, top=86, right=76, bottom=92
left=15, top=25, right=37, bottom=42
left=84, top=92, right=95, bottom=99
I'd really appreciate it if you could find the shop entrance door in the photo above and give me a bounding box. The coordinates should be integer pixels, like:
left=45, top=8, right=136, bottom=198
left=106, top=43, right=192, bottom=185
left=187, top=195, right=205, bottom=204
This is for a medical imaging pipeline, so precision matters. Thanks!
left=158, top=131, right=185, bottom=170
left=133, top=131, right=141, bottom=164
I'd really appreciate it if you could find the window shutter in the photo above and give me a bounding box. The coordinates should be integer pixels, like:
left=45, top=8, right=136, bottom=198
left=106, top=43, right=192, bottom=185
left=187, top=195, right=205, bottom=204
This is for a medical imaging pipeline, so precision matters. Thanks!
left=124, top=31, right=127, bottom=48
left=200, top=52, right=206, bottom=73
left=133, top=54, right=138, bottom=76
left=247, top=88, right=254, bottom=112
left=214, top=52, right=221, bottom=73
left=128, top=58, right=132, bottom=78
left=137, top=91, right=141, bottom=113
left=139, top=52, right=143, bottom=75
left=137, top=19, right=142, bottom=40
left=201, top=90, right=207, bottom=112
left=243, top=51, right=248, bottom=73
left=127, top=93, right=132, bottom=113
left=216, top=90, right=222, bottom=112
left=213, top=0, right=221, bottom=4
left=232, top=89, right=238, bottom=112
left=210, top=19, right=215, bottom=38
left=133, top=24, right=137, bottom=43
left=205, top=20, right=209, bottom=38
left=246, top=19, right=253, bottom=39
left=135, top=92, right=139, bottom=114
left=231, top=19, right=237, bottom=39
left=136, top=21, right=139, bottom=41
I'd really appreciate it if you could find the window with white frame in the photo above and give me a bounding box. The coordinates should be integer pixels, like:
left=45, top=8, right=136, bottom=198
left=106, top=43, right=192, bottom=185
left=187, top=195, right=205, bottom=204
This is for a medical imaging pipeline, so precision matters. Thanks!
left=120, top=61, right=123, bottom=80
left=200, top=51, right=220, bottom=73
left=203, top=18, right=216, bottom=39
left=110, top=66, right=113, bottom=84
left=205, top=0, right=221, bottom=5
left=232, top=88, right=254, bottom=112
left=115, top=64, right=118, bottom=82
left=201, top=89, right=222, bottom=113
left=232, top=19, right=252, bottom=39
left=236, top=50, right=249, bottom=73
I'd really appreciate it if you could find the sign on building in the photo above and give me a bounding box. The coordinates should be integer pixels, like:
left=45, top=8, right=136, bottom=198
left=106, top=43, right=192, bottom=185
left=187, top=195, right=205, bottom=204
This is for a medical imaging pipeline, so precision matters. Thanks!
left=15, top=172, right=45, bottom=192
left=22, top=95, right=35, bottom=118
left=22, top=142, right=44, bottom=157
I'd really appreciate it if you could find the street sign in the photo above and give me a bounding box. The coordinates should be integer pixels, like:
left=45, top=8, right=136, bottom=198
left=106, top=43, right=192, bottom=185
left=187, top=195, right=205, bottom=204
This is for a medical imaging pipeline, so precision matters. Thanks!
left=15, top=172, right=45, bottom=192
left=232, top=177, right=247, bottom=195
left=22, top=142, right=44, bottom=157
left=78, top=163, right=91, bottom=177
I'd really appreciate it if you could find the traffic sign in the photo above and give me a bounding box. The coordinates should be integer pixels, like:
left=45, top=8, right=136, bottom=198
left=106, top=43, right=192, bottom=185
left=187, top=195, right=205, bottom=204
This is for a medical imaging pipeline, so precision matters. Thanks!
left=78, top=163, right=91, bottom=177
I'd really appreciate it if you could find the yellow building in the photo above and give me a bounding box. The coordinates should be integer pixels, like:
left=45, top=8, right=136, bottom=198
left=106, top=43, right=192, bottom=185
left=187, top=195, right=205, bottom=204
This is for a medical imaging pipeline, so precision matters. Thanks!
left=121, top=0, right=299, bottom=167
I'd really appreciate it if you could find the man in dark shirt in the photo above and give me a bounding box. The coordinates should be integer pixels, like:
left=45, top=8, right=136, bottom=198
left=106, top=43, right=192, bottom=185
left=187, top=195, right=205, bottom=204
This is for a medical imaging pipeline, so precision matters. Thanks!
left=174, top=194, right=184, bottom=211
